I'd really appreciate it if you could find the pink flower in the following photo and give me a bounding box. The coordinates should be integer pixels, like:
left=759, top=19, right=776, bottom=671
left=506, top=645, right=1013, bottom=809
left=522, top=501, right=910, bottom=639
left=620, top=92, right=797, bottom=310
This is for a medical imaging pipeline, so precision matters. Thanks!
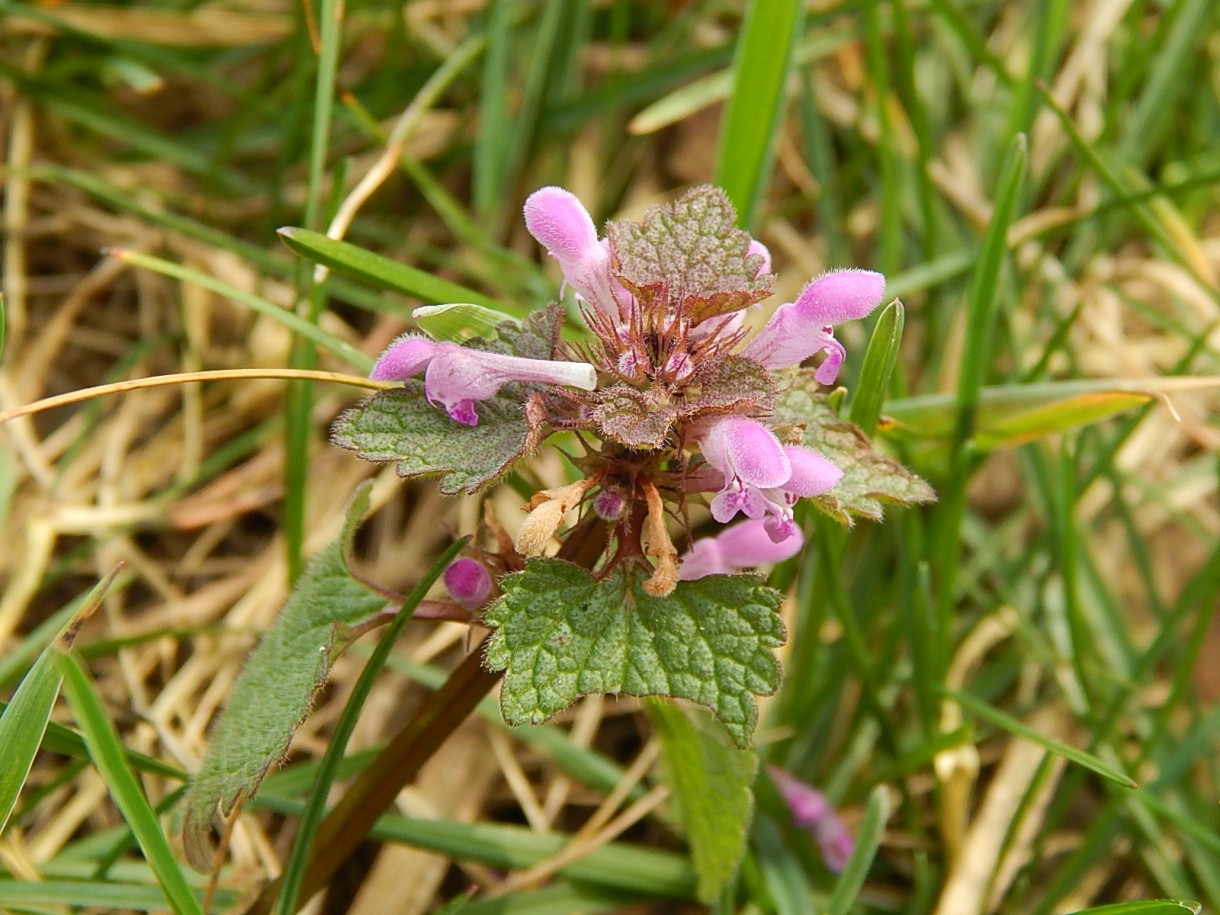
left=742, top=269, right=886, bottom=383
left=370, top=335, right=596, bottom=426
left=679, top=519, right=804, bottom=580
left=698, top=417, right=842, bottom=541
left=698, top=416, right=792, bottom=524
left=758, top=446, right=842, bottom=542
left=769, top=766, right=855, bottom=872
left=444, top=557, right=493, bottom=610
left=523, top=187, right=620, bottom=316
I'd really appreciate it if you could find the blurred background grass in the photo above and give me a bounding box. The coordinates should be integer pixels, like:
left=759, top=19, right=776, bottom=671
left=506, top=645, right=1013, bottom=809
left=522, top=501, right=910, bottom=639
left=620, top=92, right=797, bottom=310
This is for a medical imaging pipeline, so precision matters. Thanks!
left=1, top=1, right=1218, bottom=913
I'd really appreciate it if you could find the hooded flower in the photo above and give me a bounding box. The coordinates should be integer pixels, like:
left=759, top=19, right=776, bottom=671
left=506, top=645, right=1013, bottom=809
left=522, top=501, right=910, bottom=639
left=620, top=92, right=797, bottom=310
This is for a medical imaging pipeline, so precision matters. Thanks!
left=370, top=334, right=597, bottom=426
left=698, top=417, right=842, bottom=541
left=743, top=269, right=886, bottom=384
left=698, top=415, right=792, bottom=524
left=523, top=186, right=620, bottom=316
left=679, top=518, right=804, bottom=580
left=758, top=445, right=843, bottom=542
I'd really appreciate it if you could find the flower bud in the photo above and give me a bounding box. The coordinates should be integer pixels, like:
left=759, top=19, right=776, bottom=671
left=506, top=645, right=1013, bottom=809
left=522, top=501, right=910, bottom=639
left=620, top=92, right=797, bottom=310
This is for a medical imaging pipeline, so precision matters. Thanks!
left=443, top=557, right=493, bottom=610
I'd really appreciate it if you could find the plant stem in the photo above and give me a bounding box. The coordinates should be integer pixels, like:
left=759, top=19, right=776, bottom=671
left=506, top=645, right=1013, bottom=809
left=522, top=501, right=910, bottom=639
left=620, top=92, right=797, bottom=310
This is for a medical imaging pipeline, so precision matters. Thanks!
left=246, top=641, right=501, bottom=914
left=246, top=516, right=610, bottom=914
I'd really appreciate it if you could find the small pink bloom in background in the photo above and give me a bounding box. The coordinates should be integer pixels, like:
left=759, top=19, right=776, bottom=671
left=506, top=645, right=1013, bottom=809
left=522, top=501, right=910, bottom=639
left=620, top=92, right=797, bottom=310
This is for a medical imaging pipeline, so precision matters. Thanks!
left=743, top=269, right=886, bottom=384
left=370, top=335, right=596, bottom=426
left=679, top=519, right=804, bottom=580
left=443, top=557, right=493, bottom=610
left=769, top=765, right=855, bottom=872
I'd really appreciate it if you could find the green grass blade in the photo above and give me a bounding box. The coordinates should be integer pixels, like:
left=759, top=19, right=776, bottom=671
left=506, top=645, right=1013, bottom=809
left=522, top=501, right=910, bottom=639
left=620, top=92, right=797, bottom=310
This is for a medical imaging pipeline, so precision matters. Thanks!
left=824, top=784, right=889, bottom=915
left=1114, top=0, right=1214, bottom=170
left=947, top=689, right=1136, bottom=788
left=473, top=0, right=512, bottom=219
left=0, top=879, right=237, bottom=911
left=951, top=133, right=1028, bottom=451
left=1068, top=903, right=1202, bottom=915
left=713, top=0, right=806, bottom=229
left=252, top=796, right=697, bottom=898
left=0, top=648, right=62, bottom=835
left=55, top=651, right=205, bottom=915
left=110, top=248, right=372, bottom=372
left=277, top=227, right=516, bottom=314
left=273, top=537, right=467, bottom=915
left=848, top=299, right=905, bottom=437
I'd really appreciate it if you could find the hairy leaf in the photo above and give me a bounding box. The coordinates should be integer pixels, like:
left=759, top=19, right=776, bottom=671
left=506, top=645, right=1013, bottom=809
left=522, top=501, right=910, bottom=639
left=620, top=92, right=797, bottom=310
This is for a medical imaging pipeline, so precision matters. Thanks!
left=647, top=700, right=758, bottom=902
left=181, top=486, right=387, bottom=870
left=774, top=369, right=936, bottom=524
left=332, top=383, right=540, bottom=494
left=330, top=306, right=561, bottom=492
left=590, top=384, right=678, bottom=449
left=483, top=559, right=784, bottom=747
left=686, top=355, right=775, bottom=416
left=607, top=186, right=773, bottom=323
left=590, top=357, right=773, bottom=450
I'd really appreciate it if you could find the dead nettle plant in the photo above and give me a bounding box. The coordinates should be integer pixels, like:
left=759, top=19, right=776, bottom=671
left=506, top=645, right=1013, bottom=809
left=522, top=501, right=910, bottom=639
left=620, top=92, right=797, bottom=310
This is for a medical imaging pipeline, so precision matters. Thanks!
left=179, top=185, right=934, bottom=899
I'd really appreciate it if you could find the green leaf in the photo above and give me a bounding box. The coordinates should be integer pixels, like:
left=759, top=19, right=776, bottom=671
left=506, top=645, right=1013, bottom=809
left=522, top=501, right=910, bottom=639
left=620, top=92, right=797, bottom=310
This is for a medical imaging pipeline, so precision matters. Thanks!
left=332, top=383, right=539, bottom=494
left=330, top=306, right=562, bottom=493
left=607, top=186, right=773, bottom=323
left=0, top=648, right=62, bottom=835
left=824, top=785, right=889, bottom=915
left=947, top=689, right=1137, bottom=788
left=647, top=700, right=758, bottom=902
left=953, top=133, right=1027, bottom=452
left=181, top=484, right=388, bottom=870
left=590, top=384, right=679, bottom=450
left=848, top=299, right=905, bottom=437
left=412, top=302, right=519, bottom=343
left=56, top=651, right=205, bottom=915
left=1067, top=903, right=1201, bottom=915
left=774, top=369, right=936, bottom=524
left=0, top=568, right=123, bottom=835
left=278, top=227, right=517, bottom=315
left=881, top=381, right=1159, bottom=449
left=483, top=559, right=784, bottom=748
left=713, top=0, right=806, bottom=229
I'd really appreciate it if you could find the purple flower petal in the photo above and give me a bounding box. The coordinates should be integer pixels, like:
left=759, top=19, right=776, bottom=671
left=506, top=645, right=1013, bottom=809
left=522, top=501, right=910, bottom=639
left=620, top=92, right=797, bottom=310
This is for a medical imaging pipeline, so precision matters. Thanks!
left=523, top=186, right=599, bottom=263
left=424, top=346, right=596, bottom=425
left=780, top=447, right=842, bottom=498
left=746, top=239, right=772, bottom=277
left=700, top=416, right=791, bottom=491
left=369, top=334, right=442, bottom=381
left=679, top=519, right=803, bottom=579
left=792, top=268, right=886, bottom=325
left=769, top=765, right=855, bottom=873
left=742, top=269, right=885, bottom=372
left=524, top=186, right=617, bottom=314
left=710, top=485, right=766, bottom=524
left=371, top=333, right=596, bottom=427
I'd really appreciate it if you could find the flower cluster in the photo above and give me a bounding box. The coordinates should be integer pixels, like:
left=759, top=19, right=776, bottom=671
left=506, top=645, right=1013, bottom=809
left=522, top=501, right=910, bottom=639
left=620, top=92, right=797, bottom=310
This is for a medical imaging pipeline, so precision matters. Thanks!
left=368, top=185, right=886, bottom=595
